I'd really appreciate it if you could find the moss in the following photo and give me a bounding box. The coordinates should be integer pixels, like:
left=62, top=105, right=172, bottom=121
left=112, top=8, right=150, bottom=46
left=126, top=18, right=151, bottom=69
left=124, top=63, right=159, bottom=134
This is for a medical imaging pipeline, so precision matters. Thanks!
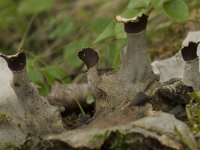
left=3, top=141, right=18, bottom=150
left=0, top=113, right=9, bottom=123
left=102, top=131, right=129, bottom=150
left=186, top=92, right=200, bottom=133
left=100, top=131, right=148, bottom=150
left=100, top=131, right=176, bottom=150
left=90, top=130, right=111, bottom=143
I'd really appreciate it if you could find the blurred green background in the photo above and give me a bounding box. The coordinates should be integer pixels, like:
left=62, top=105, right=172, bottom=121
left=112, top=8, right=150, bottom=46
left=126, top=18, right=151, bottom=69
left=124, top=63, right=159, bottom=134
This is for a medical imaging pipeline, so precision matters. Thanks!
left=0, top=0, right=200, bottom=96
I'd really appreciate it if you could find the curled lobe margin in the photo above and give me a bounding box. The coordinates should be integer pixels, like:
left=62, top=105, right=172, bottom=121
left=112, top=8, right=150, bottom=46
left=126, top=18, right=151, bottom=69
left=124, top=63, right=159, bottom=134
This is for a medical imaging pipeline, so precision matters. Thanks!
left=0, top=51, right=26, bottom=71
left=78, top=48, right=99, bottom=69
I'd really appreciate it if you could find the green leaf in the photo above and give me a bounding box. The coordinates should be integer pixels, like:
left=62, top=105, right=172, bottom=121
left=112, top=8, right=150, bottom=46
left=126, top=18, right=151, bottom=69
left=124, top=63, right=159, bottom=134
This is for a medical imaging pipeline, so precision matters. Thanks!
left=48, top=18, right=75, bottom=39
left=101, top=40, right=126, bottom=68
left=113, top=54, right=121, bottom=68
left=27, top=60, right=43, bottom=83
left=90, top=17, right=111, bottom=35
left=64, top=39, right=88, bottom=68
left=0, top=1, right=17, bottom=29
left=113, top=40, right=126, bottom=68
left=94, top=21, right=115, bottom=44
left=150, top=0, right=171, bottom=8
left=42, top=65, right=66, bottom=85
left=26, top=59, right=49, bottom=96
left=117, top=0, right=150, bottom=21
left=39, top=84, right=49, bottom=96
left=86, top=94, right=94, bottom=104
left=127, top=0, right=151, bottom=9
left=18, top=0, right=53, bottom=14
left=163, top=0, right=189, bottom=22
left=120, top=0, right=149, bottom=19
left=28, top=69, right=43, bottom=83
left=121, top=8, right=143, bottom=20
left=115, top=23, right=126, bottom=40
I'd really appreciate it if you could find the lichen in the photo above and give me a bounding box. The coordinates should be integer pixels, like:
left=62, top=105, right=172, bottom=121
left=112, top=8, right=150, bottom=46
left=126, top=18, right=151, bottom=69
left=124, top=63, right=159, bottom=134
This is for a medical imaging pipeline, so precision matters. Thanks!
left=0, top=51, right=64, bottom=147
left=78, top=13, right=159, bottom=116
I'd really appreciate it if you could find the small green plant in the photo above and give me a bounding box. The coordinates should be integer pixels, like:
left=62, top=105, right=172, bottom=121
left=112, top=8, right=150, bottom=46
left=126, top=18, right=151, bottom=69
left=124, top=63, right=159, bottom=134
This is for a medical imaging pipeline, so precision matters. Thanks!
left=86, top=93, right=95, bottom=105
left=75, top=99, right=86, bottom=115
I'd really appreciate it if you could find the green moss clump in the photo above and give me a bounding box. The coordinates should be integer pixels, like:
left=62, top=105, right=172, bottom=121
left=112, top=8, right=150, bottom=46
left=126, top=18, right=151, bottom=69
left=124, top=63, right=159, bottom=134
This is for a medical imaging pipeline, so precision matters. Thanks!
left=102, top=131, right=129, bottom=150
left=0, top=113, right=9, bottom=123
left=186, top=92, right=200, bottom=133
left=90, top=130, right=111, bottom=144
left=3, top=141, right=18, bottom=150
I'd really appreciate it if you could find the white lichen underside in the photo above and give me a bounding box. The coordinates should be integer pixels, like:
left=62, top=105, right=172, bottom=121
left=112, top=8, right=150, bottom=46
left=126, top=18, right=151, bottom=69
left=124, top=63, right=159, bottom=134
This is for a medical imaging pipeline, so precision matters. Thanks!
left=0, top=58, right=25, bottom=118
left=0, top=57, right=64, bottom=147
left=0, top=58, right=25, bottom=146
